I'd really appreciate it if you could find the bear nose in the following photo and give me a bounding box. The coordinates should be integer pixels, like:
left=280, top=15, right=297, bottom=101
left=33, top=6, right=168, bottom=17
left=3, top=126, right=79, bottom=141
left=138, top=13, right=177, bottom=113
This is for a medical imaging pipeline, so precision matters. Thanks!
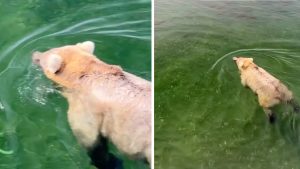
left=32, top=51, right=41, bottom=65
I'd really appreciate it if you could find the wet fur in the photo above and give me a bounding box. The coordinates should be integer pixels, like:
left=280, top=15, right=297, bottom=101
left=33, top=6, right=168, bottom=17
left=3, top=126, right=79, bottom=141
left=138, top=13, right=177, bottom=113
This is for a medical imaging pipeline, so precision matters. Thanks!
left=33, top=42, right=151, bottom=168
left=233, top=57, right=297, bottom=123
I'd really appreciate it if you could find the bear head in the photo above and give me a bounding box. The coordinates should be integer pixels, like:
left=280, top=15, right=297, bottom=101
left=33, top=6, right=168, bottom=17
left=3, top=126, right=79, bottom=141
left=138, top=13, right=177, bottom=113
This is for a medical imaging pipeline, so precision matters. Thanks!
left=32, top=41, right=122, bottom=88
left=233, top=57, right=254, bottom=71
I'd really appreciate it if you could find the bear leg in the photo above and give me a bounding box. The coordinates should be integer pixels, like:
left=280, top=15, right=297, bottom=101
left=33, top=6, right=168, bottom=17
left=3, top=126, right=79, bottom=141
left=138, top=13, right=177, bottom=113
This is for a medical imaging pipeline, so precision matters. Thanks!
left=88, top=136, right=123, bottom=169
left=263, top=108, right=276, bottom=124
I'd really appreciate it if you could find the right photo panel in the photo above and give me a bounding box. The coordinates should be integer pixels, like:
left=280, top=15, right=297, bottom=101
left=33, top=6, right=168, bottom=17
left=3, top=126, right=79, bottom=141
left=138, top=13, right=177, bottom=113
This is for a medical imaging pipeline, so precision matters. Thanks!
left=155, top=1, right=300, bottom=169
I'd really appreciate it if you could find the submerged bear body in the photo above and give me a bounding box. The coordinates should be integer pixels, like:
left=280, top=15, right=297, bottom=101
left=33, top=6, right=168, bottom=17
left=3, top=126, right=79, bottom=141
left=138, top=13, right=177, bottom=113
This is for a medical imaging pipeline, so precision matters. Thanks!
left=32, top=41, right=151, bottom=168
left=233, top=57, right=296, bottom=122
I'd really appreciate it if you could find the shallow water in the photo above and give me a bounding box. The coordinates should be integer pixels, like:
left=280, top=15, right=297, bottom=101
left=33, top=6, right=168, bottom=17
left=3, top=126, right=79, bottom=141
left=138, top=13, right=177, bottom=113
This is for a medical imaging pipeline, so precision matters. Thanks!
left=155, top=1, right=300, bottom=169
left=0, top=0, right=151, bottom=168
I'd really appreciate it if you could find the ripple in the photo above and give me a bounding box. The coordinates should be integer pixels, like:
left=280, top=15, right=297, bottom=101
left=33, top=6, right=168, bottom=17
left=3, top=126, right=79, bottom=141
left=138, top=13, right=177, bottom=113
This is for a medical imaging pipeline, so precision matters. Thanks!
left=0, top=101, right=4, bottom=111
left=0, top=148, right=13, bottom=155
left=80, top=20, right=149, bottom=32
left=209, top=48, right=290, bottom=71
left=17, top=66, right=58, bottom=105
left=0, top=132, right=13, bottom=155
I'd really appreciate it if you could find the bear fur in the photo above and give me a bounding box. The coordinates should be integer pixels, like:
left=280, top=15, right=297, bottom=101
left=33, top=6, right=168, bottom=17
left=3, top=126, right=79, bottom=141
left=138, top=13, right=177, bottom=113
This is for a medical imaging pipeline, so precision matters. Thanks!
left=233, top=56, right=295, bottom=122
left=32, top=41, right=151, bottom=166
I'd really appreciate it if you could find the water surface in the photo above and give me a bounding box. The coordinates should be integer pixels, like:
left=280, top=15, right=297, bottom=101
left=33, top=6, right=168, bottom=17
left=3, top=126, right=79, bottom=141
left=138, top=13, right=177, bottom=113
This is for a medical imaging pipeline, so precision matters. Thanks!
left=155, top=1, right=300, bottom=169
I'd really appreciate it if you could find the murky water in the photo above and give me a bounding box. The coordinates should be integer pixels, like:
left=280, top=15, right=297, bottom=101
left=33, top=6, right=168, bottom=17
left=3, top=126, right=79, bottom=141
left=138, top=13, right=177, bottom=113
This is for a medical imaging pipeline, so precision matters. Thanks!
left=0, top=0, right=151, bottom=168
left=155, top=1, right=300, bottom=169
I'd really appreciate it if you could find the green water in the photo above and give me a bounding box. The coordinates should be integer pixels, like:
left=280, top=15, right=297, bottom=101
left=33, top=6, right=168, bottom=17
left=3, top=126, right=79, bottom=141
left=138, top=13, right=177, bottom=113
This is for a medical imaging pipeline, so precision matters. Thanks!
left=0, top=0, right=151, bottom=169
left=155, top=1, right=300, bottom=169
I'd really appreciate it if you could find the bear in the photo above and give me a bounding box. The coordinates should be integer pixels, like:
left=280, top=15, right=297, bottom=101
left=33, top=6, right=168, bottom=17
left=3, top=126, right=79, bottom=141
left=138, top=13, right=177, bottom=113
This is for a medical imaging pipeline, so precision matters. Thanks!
left=32, top=41, right=151, bottom=168
left=233, top=56, right=298, bottom=123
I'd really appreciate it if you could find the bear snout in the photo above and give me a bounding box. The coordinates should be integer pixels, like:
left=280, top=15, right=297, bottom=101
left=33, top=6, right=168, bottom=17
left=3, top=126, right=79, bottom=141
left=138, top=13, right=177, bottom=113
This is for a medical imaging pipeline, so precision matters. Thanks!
left=32, top=51, right=42, bottom=65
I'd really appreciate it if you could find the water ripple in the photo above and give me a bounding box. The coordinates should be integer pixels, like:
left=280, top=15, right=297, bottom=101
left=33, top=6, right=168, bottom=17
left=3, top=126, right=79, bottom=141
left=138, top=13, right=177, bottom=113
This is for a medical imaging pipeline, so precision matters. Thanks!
left=209, top=48, right=290, bottom=71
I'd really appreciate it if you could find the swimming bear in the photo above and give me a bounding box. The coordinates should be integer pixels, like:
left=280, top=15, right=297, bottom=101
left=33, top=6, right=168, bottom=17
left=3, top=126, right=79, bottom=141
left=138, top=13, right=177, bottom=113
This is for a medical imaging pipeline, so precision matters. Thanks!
left=233, top=56, right=298, bottom=123
left=32, top=41, right=152, bottom=168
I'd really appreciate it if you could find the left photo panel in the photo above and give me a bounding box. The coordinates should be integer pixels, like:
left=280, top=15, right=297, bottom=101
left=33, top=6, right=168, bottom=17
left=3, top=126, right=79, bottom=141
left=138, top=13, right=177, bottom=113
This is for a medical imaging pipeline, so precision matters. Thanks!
left=0, top=1, right=152, bottom=169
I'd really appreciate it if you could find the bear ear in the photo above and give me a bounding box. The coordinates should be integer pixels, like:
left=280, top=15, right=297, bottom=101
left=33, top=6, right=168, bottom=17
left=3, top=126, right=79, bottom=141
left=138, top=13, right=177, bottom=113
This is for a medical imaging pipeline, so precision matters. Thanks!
left=76, top=41, right=95, bottom=54
left=47, top=54, right=63, bottom=74
left=242, top=59, right=253, bottom=69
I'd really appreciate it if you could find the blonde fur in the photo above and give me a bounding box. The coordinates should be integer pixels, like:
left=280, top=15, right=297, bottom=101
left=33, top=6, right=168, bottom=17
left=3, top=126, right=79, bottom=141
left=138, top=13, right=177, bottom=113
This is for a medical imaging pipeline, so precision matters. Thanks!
left=233, top=57, right=293, bottom=116
left=33, top=41, right=152, bottom=163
